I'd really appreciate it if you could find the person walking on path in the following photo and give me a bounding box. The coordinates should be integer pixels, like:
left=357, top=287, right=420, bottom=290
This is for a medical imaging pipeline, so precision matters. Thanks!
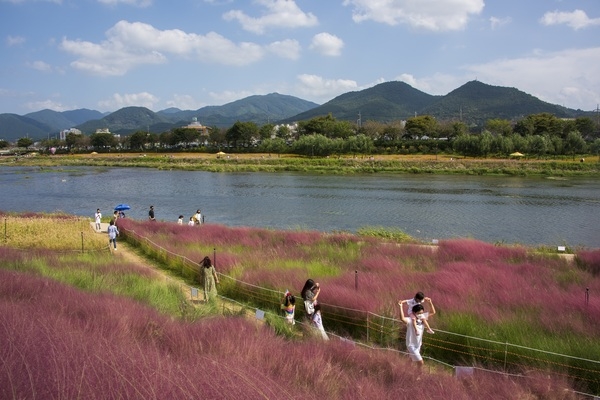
left=107, top=220, right=119, bottom=251
left=402, top=292, right=434, bottom=317
left=177, top=215, right=184, bottom=225
left=398, top=299, right=436, bottom=367
left=148, top=205, right=155, bottom=221
left=200, top=256, right=219, bottom=302
left=94, top=208, right=102, bottom=231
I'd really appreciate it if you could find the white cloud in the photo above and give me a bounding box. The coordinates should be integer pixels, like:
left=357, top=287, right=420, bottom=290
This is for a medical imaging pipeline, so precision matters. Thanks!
left=295, top=74, right=359, bottom=101
left=98, top=91, right=159, bottom=110
left=462, top=47, right=600, bottom=110
left=540, top=9, right=600, bottom=30
left=60, top=21, right=267, bottom=76
left=165, top=94, right=207, bottom=111
left=489, top=16, right=511, bottom=30
left=6, top=35, right=26, bottom=46
left=97, top=0, right=152, bottom=7
left=342, top=0, right=484, bottom=31
left=223, top=0, right=318, bottom=34
left=24, top=99, right=71, bottom=112
left=309, top=33, right=344, bottom=57
left=28, top=60, right=52, bottom=72
left=208, top=90, right=256, bottom=105
left=267, top=39, right=301, bottom=60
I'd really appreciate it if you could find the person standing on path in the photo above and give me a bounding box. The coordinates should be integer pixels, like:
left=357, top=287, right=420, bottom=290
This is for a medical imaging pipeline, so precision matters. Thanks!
left=200, top=256, right=219, bottom=302
left=107, top=220, right=119, bottom=251
left=148, top=205, right=155, bottom=221
left=95, top=208, right=102, bottom=231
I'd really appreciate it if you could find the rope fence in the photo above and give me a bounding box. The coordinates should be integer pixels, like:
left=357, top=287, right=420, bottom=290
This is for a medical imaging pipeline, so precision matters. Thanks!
left=117, top=225, right=600, bottom=397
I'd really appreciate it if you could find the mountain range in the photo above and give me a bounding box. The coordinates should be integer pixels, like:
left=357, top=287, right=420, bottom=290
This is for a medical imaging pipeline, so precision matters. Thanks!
left=0, top=81, right=592, bottom=142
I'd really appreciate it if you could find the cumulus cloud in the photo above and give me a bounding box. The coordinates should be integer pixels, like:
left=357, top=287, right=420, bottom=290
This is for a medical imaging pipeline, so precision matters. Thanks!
left=462, top=47, right=600, bottom=110
left=309, top=33, right=344, bottom=56
left=60, top=20, right=269, bottom=76
left=295, top=74, right=359, bottom=101
left=6, top=35, right=26, bottom=46
left=98, top=91, right=159, bottom=110
left=223, top=0, right=318, bottom=34
left=540, top=9, right=600, bottom=30
left=267, top=39, right=300, bottom=60
left=165, top=94, right=207, bottom=111
left=342, top=0, right=484, bottom=31
left=397, top=47, right=600, bottom=110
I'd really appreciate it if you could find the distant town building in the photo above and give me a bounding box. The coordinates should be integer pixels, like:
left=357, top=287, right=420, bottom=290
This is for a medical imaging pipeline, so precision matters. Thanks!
left=59, top=128, right=82, bottom=141
left=95, top=128, right=111, bottom=134
left=183, top=118, right=210, bottom=136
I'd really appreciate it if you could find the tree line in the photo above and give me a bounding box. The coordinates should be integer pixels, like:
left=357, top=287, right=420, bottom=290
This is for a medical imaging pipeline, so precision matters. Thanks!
left=7, top=112, right=600, bottom=159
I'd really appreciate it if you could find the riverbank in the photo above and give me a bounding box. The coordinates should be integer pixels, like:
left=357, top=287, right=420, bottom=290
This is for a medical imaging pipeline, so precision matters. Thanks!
left=3, top=152, right=600, bottom=176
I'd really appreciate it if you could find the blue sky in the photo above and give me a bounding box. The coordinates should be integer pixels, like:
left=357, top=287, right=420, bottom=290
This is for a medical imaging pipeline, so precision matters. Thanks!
left=1, top=0, right=599, bottom=115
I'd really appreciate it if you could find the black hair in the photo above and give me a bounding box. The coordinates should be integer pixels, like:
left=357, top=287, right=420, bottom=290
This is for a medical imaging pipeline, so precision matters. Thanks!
left=412, top=304, right=424, bottom=314
left=414, top=292, right=425, bottom=301
left=301, top=279, right=315, bottom=300
left=201, top=256, right=212, bottom=268
left=284, top=294, right=296, bottom=306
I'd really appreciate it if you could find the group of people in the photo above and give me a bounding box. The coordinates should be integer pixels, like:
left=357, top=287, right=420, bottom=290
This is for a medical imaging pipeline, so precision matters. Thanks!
left=279, top=279, right=328, bottom=340
left=94, top=208, right=121, bottom=251
left=281, top=282, right=437, bottom=364
left=178, top=209, right=204, bottom=226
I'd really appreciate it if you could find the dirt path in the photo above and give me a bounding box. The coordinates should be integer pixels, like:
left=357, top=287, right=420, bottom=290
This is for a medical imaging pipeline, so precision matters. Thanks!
left=92, top=223, right=252, bottom=316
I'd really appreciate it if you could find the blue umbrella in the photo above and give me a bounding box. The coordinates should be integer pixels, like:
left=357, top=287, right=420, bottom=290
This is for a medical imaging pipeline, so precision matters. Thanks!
left=114, top=204, right=131, bottom=211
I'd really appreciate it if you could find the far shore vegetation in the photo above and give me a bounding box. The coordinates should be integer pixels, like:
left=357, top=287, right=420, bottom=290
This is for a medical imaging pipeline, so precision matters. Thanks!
left=2, top=212, right=598, bottom=397
left=2, top=112, right=599, bottom=176
left=2, top=151, right=600, bottom=176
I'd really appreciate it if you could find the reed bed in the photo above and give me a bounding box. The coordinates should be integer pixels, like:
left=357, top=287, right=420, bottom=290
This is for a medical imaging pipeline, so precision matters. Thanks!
left=0, top=212, right=107, bottom=251
left=117, top=218, right=600, bottom=394
left=1, top=212, right=598, bottom=396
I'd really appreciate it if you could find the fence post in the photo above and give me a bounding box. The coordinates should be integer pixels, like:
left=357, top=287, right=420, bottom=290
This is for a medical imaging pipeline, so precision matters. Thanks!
left=586, top=287, right=589, bottom=306
left=4, top=218, right=6, bottom=243
left=366, top=312, right=369, bottom=343
left=504, top=342, right=508, bottom=372
left=81, top=231, right=84, bottom=253
left=355, top=270, right=358, bottom=291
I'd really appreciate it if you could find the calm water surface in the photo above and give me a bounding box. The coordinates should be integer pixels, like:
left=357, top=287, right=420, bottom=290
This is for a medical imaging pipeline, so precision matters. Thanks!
left=1, top=166, right=598, bottom=248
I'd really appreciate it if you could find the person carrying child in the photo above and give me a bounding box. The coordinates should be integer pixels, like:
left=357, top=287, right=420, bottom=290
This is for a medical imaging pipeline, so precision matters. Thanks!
left=398, top=298, right=436, bottom=366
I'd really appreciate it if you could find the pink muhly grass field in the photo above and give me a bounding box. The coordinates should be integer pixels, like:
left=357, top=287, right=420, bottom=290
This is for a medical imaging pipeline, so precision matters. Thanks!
left=0, top=268, right=578, bottom=399
left=118, top=220, right=600, bottom=340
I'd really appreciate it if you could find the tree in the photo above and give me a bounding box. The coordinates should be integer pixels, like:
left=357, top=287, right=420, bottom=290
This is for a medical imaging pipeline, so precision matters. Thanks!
left=343, top=134, right=374, bottom=156
left=275, top=125, right=291, bottom=140
left=297, top=114, right=337, bottom=138
left=292, top=134, right=336, bottom=157
left=260, top=138, right=287, bottom=155
left=226, top=121, right=259, bottom=148
left=128, top=130, right=149, bottom=151
left=65, top=132, right=83, bottom=151
left=171, top=128, right=199, bottom=148
left=259, top=123, right=275, bottom=140
left=0, top=140, right=8, bottom=149
left=404, top=115, right=437, bottom=139
left=17, top=137, right=34, bottom=149
left=564, top=130, right=586, bottom=160
left=526, top=135, right=548, bottom=159
left=485, top=119, right=513, bottom=136
left=89, top=132, right=116, bottom=150
left=575, top=117, right=596, bottom=137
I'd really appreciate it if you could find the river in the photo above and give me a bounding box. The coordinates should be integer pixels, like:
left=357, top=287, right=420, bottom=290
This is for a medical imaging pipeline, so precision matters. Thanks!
left=1, top=166, right=598, bottom=248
